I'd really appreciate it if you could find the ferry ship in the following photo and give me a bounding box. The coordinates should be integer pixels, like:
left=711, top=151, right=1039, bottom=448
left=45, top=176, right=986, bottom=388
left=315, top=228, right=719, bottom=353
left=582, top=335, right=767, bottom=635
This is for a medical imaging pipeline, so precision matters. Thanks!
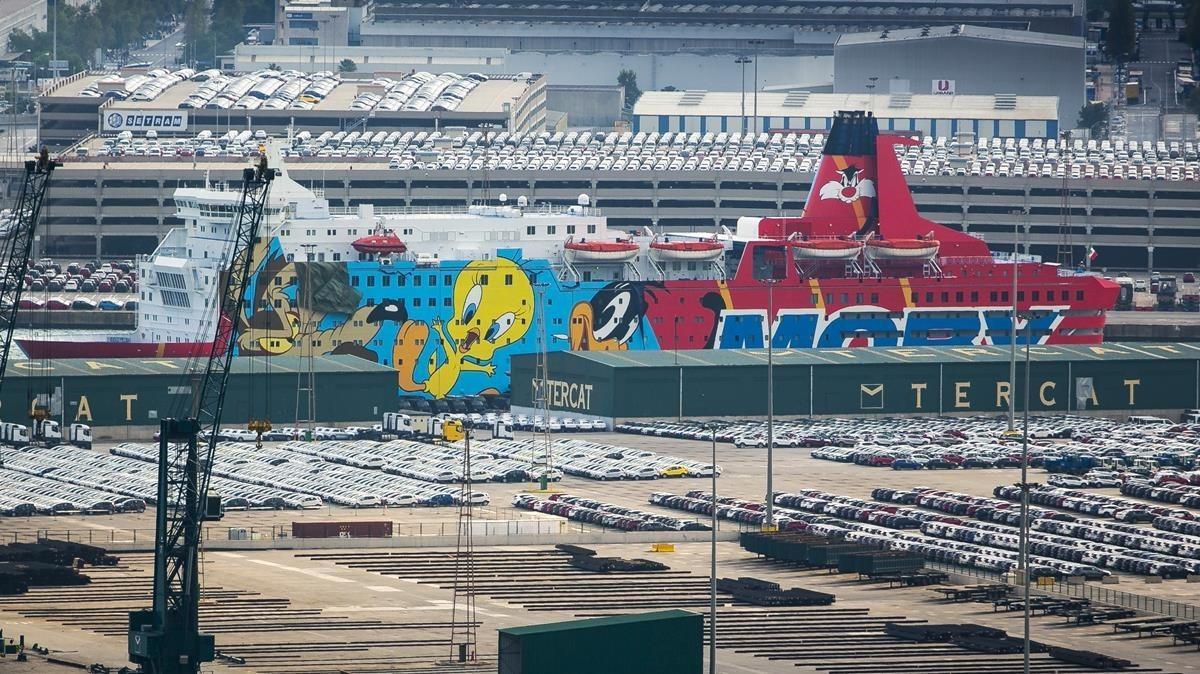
left=19, top=111, right=1118, bottom=399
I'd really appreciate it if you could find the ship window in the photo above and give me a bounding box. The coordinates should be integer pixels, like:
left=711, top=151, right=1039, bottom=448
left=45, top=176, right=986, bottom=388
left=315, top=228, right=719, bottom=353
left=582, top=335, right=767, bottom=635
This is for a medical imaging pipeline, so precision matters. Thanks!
left=274, top=299, right=282, bottom=308
left=990, top=292, right=998, bottom=301
left=955, top=292, right=963, bottom=302
left=940, top=292, right=949, bottom=303
left=567, top=225, right=576, bottom=234
left=367, top=277, right=375, bottom=287
left=1001, top=292, right=1010, bottom=302
left=444, top=275, right=452, bottom=285
left=274, top=277, right=282, bottom=286
left=1076, top=291, right=1084, bottom=301
left=855, top=293, right=863, bottom=304
left=870, top=293, right=878, bottom=304
left=825, top=293, right=833, bottom=304
left=547, top=226, right=556, bottom=235
left=351, top=276, right=359, bottom=286
left=587, top=225, right=596, bottom=234
left=481, top=275, right=488, bottom=285
left=811, top=293, right=819, bottom=305
left=413, top=298, right=421, bottom=307
left=1032, top=291, right=1040, bottom=301
left=925, top=293, right=933, bottom=303
left=527, top=226, right=535, bottom=235
left=505, top=274, right=513, bottom=285
left=910, top=291, right=918, bottom=304
left=443, top=297, right=451, bottom=307
left=397, top=275, right=405, bottom=287
left=428, top=275, right=436, bottom=285
left=840, top=293, right=848, bottom=303
left=414, top=275, right=422, bottom=286
left=1018, top=291, right=1025, bottom=301
left=429, top=297, right=436, bottom=306
left=971, top=291, right=979, bottom=302
left=333, top=253, right=341, bottom=262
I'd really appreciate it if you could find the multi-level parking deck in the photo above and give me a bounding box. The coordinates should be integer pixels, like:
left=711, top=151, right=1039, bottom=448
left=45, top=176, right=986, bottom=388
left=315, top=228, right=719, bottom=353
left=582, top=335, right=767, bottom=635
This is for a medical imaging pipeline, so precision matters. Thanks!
left=35, top=157, right=1200, bottom=269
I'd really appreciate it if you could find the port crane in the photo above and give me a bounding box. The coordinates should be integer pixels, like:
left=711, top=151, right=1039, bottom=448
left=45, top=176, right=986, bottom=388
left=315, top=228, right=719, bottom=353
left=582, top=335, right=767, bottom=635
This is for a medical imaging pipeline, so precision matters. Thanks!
left=128, top=157, right=275, bottom=673
left=0, top=149, right=59, bottom=463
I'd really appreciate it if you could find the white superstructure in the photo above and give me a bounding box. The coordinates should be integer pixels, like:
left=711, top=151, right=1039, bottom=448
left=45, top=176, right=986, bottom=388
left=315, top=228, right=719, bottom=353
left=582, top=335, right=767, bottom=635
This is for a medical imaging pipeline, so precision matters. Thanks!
left=136, top=163, right=725, bottom=346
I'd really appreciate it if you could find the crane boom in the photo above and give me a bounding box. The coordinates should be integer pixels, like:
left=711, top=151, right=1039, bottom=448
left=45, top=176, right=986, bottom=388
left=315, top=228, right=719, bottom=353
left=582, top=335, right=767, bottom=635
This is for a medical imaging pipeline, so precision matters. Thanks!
left=128, top=158, right=275, bottom=674
left=0, top=150, right=59, bottom=404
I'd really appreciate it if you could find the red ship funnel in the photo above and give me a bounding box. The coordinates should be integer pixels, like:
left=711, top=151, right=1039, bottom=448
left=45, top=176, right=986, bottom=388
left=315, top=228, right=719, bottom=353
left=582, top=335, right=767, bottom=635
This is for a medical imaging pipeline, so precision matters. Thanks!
left=800, top=111, right=880, bottom=237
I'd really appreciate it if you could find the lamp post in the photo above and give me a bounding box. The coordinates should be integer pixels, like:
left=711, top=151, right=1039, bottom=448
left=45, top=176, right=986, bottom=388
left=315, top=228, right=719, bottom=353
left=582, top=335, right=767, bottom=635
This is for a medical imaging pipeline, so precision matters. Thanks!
left=1008, top=206, right=1028, bottom=432
left=706, top=421, right=718, bottom=674
left=1019, top=316, right=1032, bottom=674
left=735, top=56, right=751, bottom=134
left=748, top=40, right=765, bottom=134
left=762, top=277, right=778, bottom=528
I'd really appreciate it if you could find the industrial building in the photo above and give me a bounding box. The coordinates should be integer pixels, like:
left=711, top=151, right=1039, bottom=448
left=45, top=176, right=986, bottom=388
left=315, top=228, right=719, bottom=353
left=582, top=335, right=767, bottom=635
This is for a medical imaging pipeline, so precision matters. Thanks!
left=510, top=343, right=1200, bottom=421
left=32, top=157, right=1200, bottom=269
left=833, top=25, right=1086, bottom=128
left=632, top=91, right=1061, bottom=138
left=275, top=0, right=365, bottom=47
left=0, top=355, right=397, bottom=428
left=37, top=70, right=547, bottom=149
left=350, top=0, right=1082, bottom=93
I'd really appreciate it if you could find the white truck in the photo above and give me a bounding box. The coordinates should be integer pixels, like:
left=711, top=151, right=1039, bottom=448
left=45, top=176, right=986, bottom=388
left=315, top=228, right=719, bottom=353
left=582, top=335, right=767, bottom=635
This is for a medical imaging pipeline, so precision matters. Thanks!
left=381, top=412, right=415, bottom=439
left=33, top=420, right=93, bottom=448
left=0, top=422, right=30, bottom=447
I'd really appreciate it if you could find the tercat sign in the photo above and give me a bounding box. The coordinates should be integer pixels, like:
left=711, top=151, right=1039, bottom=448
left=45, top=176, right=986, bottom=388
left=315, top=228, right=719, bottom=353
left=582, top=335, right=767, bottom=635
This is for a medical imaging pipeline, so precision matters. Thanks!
left=932, top=79, right=956, bottom=95
left=102, top=110, right=188, bottom=132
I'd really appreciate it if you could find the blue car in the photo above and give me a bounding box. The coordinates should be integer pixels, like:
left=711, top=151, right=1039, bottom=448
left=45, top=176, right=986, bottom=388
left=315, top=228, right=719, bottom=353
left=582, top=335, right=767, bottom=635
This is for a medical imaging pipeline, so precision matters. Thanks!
left=891, top=459, right=925, bottom=470
left=98, top=299, right=123, bottom=310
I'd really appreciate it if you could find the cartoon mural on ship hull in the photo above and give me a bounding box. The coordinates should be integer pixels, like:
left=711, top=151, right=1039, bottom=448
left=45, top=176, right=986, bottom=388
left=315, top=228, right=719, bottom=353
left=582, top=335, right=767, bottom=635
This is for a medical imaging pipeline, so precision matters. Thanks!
left=233, top=241, right=1102, bottom=399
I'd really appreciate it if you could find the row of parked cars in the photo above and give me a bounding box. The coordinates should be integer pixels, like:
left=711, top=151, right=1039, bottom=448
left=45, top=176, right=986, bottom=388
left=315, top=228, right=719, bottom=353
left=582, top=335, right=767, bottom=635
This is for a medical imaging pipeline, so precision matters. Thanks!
left=512, top=493, right=707, bottom=532
left=111, top=441, right=487, bottom=508
left=0, top=466, right=144, bottom=516
left=0, top=444, right=307, bottom=514
left=15, top=258, right=137, bottom=294
left=472, top=437, right=718, bottom=482
left=995, top=485, right=1190, bottom=523
left=276, top=437, right=555, bottom=484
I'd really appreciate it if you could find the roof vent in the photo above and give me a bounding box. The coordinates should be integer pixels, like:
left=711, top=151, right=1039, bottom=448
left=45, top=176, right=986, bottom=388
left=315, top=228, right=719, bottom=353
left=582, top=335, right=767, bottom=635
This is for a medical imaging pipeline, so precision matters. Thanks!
left=678, top=90, right=707, bottom=106
left=888, top=92, right=912, bottom=108
left=993, top=93, right=1017, bottom=110
left=782, top=91, right=810, bottom=107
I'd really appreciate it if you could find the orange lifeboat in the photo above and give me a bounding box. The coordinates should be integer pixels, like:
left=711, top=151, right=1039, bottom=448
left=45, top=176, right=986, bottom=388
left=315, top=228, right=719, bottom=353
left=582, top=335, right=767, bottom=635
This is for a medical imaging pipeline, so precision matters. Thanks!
left=865, top=238, right=940, bottom=260
left=352, top=230, right=407, bottom=255
left=563, top=237, right=640, bottom=262
left=792, top=239, right=863, bottom=260
left=648, top=237, right=724, bottom=262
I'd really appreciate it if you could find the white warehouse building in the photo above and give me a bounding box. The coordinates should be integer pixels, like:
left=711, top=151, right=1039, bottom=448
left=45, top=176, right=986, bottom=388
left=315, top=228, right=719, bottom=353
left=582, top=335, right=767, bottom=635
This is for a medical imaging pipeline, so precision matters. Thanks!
left=632, top=91, right=1061, bottom=139
left=833, top=25, right=1085, bottom=130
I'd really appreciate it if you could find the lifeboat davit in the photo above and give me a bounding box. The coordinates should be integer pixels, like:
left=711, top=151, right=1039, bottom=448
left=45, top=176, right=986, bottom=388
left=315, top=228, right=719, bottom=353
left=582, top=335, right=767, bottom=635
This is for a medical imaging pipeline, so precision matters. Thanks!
left=352, top=230, right=407, bottom=255
left=792, top=239, right=863, bottom=260
left=648, top=237, right=724, bottom=262
left=563, top=237, right=640, bottom=262
left=865, top=238, right=940, bottom=260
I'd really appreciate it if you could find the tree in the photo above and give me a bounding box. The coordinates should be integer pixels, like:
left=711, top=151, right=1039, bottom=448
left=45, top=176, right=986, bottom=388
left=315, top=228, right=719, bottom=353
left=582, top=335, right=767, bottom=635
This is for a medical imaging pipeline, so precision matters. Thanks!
left=1186, top=87, right=1200, bottom=116
left=338, top=58, right=357, bottom=73
left=1078, top=101, right=1109, bottom=136
left=1106, top=0, right=1137, bottom=62
left=617, top=69, right=641, bottom=110
left=1184, top=0, right=1200, bottom=54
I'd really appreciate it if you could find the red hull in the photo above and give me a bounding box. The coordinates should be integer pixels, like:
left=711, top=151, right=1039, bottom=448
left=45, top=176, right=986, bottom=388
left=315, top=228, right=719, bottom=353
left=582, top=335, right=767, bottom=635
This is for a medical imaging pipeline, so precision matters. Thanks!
left=17, top=339, right=216, bottom=359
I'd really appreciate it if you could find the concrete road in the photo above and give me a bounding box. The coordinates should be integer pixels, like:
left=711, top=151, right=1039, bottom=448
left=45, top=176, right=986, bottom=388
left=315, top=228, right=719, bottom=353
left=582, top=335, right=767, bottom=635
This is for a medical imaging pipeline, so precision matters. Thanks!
left=130, top=25, right=185, bottom=68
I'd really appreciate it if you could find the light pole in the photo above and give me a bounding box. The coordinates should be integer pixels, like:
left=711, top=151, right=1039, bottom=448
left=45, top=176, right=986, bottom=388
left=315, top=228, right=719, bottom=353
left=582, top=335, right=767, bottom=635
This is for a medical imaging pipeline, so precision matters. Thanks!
left=748, top=40, right=765, bottom=134
left=1019, top=316, right=1032, bottom=674
left=735, top=56, right=751, bottom=135
left=762, top=277, right=778, bottom=528
left=1008, top=206, right=1028, bottom=432
left=706, top=421, right=718, bottom=674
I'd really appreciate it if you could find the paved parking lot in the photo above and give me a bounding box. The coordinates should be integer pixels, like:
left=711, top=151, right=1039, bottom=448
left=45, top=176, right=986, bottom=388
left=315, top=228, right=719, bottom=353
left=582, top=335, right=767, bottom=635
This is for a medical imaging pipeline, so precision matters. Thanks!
left=2, top=429, right=1199, bottom=672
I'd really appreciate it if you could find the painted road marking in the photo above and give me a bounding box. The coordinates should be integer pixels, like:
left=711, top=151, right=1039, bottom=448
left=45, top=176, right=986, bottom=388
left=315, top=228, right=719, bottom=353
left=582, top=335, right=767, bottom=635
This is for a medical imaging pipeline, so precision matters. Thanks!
left=365, top=585, right=402, bottom=592
left=246, top=558, right=355, bottom=583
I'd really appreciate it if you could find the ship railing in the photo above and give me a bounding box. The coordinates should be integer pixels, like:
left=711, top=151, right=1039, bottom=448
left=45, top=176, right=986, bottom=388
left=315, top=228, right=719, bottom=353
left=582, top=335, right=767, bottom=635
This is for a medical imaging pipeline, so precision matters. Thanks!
left=937, top=256, right=996, bottom=266
left=325, top=203, right=600, bottom=217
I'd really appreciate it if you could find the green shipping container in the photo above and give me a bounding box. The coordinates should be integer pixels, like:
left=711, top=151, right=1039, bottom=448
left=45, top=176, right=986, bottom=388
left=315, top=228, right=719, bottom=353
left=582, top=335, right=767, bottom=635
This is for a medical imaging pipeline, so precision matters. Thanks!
left=498, top=610, right=703, bottom=674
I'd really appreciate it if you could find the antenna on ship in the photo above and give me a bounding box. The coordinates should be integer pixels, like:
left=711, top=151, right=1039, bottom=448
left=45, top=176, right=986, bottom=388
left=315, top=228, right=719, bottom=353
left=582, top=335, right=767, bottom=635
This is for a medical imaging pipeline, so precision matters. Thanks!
left=1057, top=130, right=1074, bottom=267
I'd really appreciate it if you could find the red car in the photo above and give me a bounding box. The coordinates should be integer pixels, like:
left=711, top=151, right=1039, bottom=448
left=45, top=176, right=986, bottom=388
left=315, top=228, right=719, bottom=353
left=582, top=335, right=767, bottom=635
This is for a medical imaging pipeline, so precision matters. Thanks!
left=45, top=298, right=70, bottom=310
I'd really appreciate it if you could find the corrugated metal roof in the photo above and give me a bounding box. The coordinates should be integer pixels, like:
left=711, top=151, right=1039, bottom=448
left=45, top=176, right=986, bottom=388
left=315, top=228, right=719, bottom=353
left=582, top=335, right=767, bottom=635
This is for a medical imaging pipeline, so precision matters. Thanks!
left=563, top=343, right=1200, bottom=369
left=835, top=25, right=1085, bottom=49
left=633, top=91, right=1059, bottom=122
left=3, top=355, right=394, bottom=378
left=499, top=609, right=699, bottom=636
